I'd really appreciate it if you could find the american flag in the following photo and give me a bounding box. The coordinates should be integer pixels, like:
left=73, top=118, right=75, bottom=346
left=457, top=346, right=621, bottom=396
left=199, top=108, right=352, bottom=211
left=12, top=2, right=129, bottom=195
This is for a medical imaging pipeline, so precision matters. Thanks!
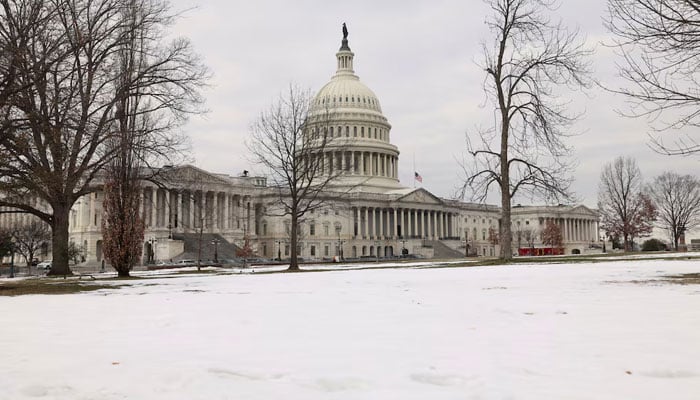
left=414, top=171, right=423, bottom=183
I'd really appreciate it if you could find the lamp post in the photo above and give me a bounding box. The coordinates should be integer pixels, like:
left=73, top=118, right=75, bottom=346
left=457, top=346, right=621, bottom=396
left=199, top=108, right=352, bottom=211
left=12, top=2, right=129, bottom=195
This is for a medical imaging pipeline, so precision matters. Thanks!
left=9, top=241, right=15, bottom=278
left=148, top=237, right=157, bottom=264
left=401, top=238, right=407, bottom=257
left=211, top=238, right=220, bottom=263
left=375, top=240, right=380, bottom=262
left=464, top=237, right=469, bottom=257
left=276, top=240, right=283, bottom=261
left=337, top=231, right=345, bottom=261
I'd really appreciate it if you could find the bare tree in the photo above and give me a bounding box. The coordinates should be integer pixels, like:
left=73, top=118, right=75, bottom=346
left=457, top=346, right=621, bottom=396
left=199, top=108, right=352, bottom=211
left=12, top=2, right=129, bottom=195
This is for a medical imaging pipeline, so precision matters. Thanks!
left=648, top=172, right=700, bottom=250
left=460, top=0, right=591, bottom=260
left=606, top=0, right=700, bottom=154
left=248, top=85, right=345, bottom=271
left=598, top=156, right=657, bottom=251
left=0, top=228, right=11, bottom=260
left=0, top=0, right=207, bottom=275
left=10, top=220, right=50, bottom=267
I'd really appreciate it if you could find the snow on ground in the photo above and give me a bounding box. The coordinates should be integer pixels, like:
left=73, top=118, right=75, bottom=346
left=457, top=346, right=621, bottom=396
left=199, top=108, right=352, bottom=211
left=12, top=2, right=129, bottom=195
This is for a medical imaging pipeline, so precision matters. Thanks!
left=1, top=258, right=700, bottom=399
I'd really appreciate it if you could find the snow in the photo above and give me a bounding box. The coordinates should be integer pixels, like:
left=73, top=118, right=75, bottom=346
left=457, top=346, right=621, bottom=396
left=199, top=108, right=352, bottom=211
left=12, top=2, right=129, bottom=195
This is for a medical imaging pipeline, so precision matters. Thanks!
left=1, top=257, right=700, bottom=399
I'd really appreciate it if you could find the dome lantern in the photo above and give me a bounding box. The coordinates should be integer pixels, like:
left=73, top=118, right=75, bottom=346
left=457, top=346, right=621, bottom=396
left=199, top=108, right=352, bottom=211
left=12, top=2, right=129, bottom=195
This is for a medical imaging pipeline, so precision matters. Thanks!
left=336, top=24, right=354, bottom=76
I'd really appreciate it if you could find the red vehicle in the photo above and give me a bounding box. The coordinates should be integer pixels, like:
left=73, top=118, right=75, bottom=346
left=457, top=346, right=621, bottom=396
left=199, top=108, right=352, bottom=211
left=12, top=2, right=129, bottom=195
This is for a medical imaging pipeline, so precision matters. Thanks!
left=518, top=247, right=563, bottom=256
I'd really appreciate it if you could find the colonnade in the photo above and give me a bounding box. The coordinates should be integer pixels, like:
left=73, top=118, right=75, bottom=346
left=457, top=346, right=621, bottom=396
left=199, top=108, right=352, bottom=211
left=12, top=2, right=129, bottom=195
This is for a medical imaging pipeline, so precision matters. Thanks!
left=317, top=150, right=398, bottom=178
left=352, top=206, right=458, bottom=240
left=541, top=216, right=599, bottom=242
left=136, top=187, right=252, bottom=233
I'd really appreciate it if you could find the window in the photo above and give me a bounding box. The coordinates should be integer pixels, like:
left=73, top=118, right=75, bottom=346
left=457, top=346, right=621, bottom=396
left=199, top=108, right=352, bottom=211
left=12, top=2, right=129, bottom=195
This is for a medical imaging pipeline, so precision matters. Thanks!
left=482, top=229, right=486, bottom=240
left=310, top=245, right=316, bottom=256
left=354, top=126, right=357, bottom=137
left=284, top=245, right=290, bottom=256
left=324, top=245, right=329, bottom=256
left=361, top=127, right=364, bottom=137
left=262, top=244, right=267, bottom=256
left=262, top=223, right=267, bottom=235
left=324, top=225, right=329, bottom=236
left=310, top=223, right=315, bottom=236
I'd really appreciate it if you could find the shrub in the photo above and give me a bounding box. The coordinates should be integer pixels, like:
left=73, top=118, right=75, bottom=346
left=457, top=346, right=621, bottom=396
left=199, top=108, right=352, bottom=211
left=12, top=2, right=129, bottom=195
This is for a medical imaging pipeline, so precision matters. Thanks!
left=642, top=238, right=666, bottom=252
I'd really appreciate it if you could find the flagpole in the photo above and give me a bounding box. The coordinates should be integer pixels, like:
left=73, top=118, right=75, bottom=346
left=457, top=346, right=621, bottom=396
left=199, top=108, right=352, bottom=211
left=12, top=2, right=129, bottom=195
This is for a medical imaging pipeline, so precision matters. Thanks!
left=413, top=153, right=416, bottom=188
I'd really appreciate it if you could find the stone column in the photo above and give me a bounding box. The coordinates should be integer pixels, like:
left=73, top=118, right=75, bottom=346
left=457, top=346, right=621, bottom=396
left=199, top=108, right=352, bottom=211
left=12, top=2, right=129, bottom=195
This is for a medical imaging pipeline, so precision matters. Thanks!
left=223, top=194, right=229, bottom=231
left=360, top=152, right=365, bottom=175
left=364, top=207, right=369, bottom=238
left=88, top=192, right=96, bottom=227
left=380, top=208, right=386, bottom=239
left=421, top=210, right=426, bottom=239
left=190, top=191, right=196, bottom=230
left=139, top=189, right=145, bottom=226
left=355, top=207, right=360, bottom=237
left=165, top=189, right=171, bottom=230
left=151, top=188, right=158, bottom=228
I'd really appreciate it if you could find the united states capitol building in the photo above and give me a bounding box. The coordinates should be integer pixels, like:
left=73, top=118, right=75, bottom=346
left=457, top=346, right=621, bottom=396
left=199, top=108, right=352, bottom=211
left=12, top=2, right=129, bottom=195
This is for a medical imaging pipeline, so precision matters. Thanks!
left=2, top=31, right=601, bottom=266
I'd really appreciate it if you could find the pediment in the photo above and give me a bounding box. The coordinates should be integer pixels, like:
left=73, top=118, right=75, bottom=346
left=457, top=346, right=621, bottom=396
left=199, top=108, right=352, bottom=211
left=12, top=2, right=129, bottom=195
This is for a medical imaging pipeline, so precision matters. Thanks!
left=160, top=165, right=231, bottom=187
left=396, top=188, right=443, bottom=205
left=570, top=204, right=597, bottom=216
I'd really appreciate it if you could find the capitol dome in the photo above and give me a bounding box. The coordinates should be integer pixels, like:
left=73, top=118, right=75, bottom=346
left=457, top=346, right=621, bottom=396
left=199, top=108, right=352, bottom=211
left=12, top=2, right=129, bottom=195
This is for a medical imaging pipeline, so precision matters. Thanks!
left=307, top=27, right=402, bottom=193
left=310, top=30, right=387, bottom=122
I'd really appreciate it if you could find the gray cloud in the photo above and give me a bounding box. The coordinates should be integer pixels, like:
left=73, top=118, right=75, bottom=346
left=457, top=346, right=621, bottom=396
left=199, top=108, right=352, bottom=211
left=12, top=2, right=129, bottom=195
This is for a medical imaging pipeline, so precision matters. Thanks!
left=171, top=0, right=699, bottom=209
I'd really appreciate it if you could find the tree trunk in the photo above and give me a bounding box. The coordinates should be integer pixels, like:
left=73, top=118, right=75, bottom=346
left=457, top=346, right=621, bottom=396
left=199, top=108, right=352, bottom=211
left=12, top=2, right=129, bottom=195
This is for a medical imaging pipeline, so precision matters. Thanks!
left=288, top=212, right=300, bottom=271
left=499, top=121, right=512, bottom=260
left=673, top=233, right=679, bottom=251
left=117, top=269, right=130, bottom=278
left=48, top=204, right=72, bottom=276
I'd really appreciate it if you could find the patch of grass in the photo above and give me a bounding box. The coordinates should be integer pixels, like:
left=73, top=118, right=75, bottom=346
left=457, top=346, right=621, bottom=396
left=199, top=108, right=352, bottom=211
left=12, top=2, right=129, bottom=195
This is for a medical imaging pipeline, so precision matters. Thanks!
left=0, top=279, right=119, bottom=296
left=662, top=273, right=700, bottom=285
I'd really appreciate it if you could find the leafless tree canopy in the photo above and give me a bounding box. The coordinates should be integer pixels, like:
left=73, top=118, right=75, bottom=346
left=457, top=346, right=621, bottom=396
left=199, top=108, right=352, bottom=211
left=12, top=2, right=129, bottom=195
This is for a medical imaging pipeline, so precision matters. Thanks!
left=598, top=156, right=656, bottom=251
left=0, top=0, right=208, bottom=274
left=461, top=0, right=591, bottom=259
left=606, top=0, right=700, bottom=154
left=9, top=220, right=51, bottom=266
left=247, top=85, right=347, bottom=270
left=648, top=171, right=700, bottom=250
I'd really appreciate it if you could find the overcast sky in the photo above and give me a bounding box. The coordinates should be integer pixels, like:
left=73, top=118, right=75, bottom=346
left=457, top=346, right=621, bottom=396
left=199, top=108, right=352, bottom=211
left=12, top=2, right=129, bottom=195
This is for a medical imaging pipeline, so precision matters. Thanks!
left=169, top=0, right=698, bottom=209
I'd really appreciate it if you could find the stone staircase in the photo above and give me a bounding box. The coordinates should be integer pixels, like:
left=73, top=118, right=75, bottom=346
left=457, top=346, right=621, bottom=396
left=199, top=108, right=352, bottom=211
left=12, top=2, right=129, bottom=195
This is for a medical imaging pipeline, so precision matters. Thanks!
left=425, top=240, right=465, bottom=259
left=171, top=233, right=241, bottom=261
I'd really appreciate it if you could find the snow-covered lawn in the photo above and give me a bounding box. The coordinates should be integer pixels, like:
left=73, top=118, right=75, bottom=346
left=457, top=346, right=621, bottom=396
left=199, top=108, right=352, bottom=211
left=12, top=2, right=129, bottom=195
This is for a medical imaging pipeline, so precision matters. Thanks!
left=1, top=258, right=700, bottom=399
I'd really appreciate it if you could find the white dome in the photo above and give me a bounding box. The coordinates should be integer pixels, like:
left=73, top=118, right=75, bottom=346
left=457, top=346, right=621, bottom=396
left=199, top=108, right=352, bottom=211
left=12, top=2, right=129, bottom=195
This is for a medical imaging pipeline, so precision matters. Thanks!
left=314, top=75, right=383, bottom=114
left=310, top=37, right=384, bottom=117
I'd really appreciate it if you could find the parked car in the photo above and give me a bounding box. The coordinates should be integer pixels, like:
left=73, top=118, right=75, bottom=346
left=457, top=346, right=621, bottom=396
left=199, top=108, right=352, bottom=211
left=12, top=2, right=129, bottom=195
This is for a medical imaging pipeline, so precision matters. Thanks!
left=36, top=261, right=52, bottom=272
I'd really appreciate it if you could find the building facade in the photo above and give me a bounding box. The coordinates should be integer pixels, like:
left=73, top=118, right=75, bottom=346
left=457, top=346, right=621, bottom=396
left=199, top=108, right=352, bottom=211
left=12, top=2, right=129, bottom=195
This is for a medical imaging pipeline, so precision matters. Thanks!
left=1, top=31, right=600, bottom=266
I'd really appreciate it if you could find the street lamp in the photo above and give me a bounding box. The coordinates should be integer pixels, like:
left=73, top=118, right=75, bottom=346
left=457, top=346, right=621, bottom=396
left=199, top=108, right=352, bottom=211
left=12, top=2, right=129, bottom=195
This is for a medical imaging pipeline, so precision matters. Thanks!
left=276, top=240, right=283, bottom=261
left=9, top=241, right=15, bottom=278
left=375, top=240, right=380, bottom=262
left=211, top=238, right=220, bottom=263
left=337, top=231, right=345, bottom=261
left=148, top=237, right=157, bottom=264
left=401, top=238, right=407, bottom=257
left=464, top=237, right=469, bottom=257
